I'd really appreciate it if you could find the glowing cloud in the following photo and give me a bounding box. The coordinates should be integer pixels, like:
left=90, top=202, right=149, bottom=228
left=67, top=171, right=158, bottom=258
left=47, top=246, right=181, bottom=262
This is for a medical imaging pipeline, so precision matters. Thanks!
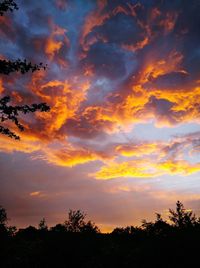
left=0, top=0, right=200, bottom=179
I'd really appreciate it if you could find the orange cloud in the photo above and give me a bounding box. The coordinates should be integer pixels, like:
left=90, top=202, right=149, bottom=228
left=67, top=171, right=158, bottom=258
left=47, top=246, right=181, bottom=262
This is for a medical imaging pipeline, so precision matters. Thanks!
left=100, top=50, right=197, bottom=128
left=1, top=52, right=200, bottom=174
left=80, top=0, right=109, bottom=53
left=45, top=20, right=69, bottom=65
left=76, top=51, right=185, bottom=132
left=44, top=146, right=105, bottom=167
left=122, top=37, right=149, bottom=53
left=27, top=70, right=90, bottom=139
left=90, top=134, right=200, bottom=180
left=94, top=160, right=160, bottom=180
left=158, top=160, right=200, bottom=175
left=46, top=149, right=97, bottom=167
left=80, top=1, right=146, bottom=55
left=94, top=158, right=200, bottom=180
left=30, top=191, right=40, bottom=196
left=115, top=142, right=161, bottom=157
left=1, top=1, right=200, bottom=178
left=0, top=78, right=5, bottom=94
left=0, top=133, right=41, bottom=153
left=159, top=12, right=178, bottom=34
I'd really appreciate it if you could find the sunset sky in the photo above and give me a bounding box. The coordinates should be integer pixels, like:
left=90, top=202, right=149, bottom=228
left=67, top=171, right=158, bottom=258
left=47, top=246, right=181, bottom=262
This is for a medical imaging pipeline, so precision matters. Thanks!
left=0, top=0, right=200, bottom=232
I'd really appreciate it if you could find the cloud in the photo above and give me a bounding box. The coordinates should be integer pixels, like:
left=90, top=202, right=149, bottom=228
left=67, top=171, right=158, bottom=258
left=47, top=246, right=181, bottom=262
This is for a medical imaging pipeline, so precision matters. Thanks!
left=93, top=158, right=200, bottom=180
left=44, top=145, right=108, bottom=167
left=54, top=0, right=68, bottom=11
left=93, top=159, right=160, bottom=180
left=157, top=160, right=200, bottom=175
left=44, top=19, right=70, bottom=66
left=30, top=191, right=41, bottom=196
left=115, top=142, right=161, bottom=157
left=0, top=0, right=200, bottom=176
left=81, top=42, right=127, bottom=79
left=0, top=134, right=41, bottom=153
left=0, top=15, right=15, bottom=41
left=93, top=132, right=200, bottom=179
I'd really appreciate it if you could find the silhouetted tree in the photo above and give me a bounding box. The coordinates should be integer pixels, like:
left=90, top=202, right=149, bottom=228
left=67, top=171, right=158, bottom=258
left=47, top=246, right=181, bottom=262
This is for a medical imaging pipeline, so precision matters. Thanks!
left=64, top=209, right=86, bottom=232
left=0, top=205, right=7, bottom=225
left=0, top=0, right=18, bottom=16
left=169, top=200, right=197, bottom=228
left=80, top=220, right=100, bottom=233
left=141, top=213, right=171, bottom=236
left=64, top=209, right=100, bottom=233
left=0, top=0, right=50, bottom=140
left=0, top=205, right=17, bottom=237
left=1, top=201, right=200, bottom=267
left=7, top=225, right=17, bottom=236
left=16, top=225, right=38, bottom=239
left=0, top=96, right=49, bottom=139
left=50, top=223, right=66, bottom=233
left=0, top=206, right=8, bottom=238
left=0, top=59, right=46, bottom=75
left=112, top=226, right=136, bottom=235
left=38, top=218, right=48, bottom=231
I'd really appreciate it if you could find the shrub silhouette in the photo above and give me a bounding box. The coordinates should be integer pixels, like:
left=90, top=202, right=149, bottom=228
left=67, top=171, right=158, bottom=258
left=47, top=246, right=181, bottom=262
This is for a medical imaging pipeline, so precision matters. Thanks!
left=38, top=218, right=48, bottom=231
left=64, top=209, right=100, bottom=233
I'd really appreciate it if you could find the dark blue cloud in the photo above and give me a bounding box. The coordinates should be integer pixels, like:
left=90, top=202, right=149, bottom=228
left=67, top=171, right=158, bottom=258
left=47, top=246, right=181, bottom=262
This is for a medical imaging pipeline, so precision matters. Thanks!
left=81, top=42, right=127, bottom=79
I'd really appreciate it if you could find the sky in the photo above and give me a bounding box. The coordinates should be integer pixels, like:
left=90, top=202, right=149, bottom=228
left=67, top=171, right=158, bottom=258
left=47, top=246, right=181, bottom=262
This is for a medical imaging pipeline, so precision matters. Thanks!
left=0, top=0, right=200, bottom=232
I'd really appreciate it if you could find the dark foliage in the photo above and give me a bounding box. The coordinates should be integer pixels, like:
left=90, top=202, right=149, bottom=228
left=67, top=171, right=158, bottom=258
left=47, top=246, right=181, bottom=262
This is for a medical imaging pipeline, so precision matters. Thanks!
left=64, top=209, right=100, bottom=233
left=0, top=206, right=7, bottom=225
left=1, top=201, right=200, bottom=267
left=0, top=0, right=18, bottom=16
left=0, top=96, right=49, bottom=139
left=0, top=59, right=46, bottom=75
left=169, top=200, right=198, bottom=228
left=38, top=218, right=48, bottom=231
left=0, top=1, right=50, bottom=140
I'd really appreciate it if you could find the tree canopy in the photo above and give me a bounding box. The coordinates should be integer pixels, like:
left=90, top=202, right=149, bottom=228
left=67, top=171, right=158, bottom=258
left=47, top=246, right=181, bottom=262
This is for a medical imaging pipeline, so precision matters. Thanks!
left=0, top=0, right=50, bottom=140
left=0, top=0, right=18, bottom=16
left=169, top=200, right=197, bottom=228
left=1, top=201, right=200, bottom=267
left=0, top=205, right=7, bottom=225
left=64, top=209, right=100, bottom=233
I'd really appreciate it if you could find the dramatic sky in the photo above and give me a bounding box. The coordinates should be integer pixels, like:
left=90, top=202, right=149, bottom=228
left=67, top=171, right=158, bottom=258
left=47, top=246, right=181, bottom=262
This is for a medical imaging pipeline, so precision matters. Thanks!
left=1, top=0, right=200, bottom=232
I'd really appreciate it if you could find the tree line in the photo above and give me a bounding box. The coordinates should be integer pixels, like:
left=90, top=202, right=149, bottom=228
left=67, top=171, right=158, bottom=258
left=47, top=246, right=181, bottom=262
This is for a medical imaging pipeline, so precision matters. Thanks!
left=1, top=201, right=200, bottom=267
left=1, top=200, right=200, bottom=236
